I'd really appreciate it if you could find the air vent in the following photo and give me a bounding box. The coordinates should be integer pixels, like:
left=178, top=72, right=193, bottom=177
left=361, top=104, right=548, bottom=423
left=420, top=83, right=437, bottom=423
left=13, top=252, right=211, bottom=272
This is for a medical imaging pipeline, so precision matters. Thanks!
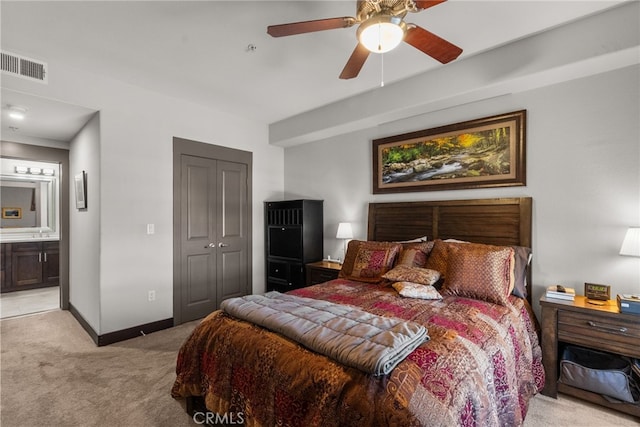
left=1, top=51, right=47, bottom=83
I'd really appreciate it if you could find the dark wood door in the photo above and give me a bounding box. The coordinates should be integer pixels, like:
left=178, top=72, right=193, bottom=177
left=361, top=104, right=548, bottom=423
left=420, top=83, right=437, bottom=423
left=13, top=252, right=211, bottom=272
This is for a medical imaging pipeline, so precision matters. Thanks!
left=178, top=155, right=249, bottom=322
left=42, top=242, right=60, bottom=285
left=12, top=244, right=43, bottom=288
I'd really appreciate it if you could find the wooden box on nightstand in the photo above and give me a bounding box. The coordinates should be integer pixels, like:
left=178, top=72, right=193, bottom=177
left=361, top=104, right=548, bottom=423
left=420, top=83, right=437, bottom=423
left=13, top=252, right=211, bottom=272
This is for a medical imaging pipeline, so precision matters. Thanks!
left=305, top=261, right=342, bottom=286
left=540, top=295, right=640, bottom=418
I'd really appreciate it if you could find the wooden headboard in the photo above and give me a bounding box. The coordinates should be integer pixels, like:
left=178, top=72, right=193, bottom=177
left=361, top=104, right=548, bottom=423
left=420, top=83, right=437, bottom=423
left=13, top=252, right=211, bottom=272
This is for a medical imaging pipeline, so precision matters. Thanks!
left=367, top=197, right=533, bottom=301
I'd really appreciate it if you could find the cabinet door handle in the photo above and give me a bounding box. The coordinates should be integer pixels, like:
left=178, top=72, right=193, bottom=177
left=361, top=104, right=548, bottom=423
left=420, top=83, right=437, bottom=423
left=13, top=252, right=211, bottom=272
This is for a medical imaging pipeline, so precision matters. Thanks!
left=44, top=252, right=47, bottom=262
left=39, top=252, right=42, bottom=262
left=587, top=320, right=627, bottom=333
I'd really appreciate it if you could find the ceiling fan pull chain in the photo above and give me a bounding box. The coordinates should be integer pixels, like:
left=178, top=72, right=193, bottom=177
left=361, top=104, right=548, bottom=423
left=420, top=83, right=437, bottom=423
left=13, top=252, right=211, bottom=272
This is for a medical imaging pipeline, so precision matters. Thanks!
left=380, top=53, right=385, bottom=87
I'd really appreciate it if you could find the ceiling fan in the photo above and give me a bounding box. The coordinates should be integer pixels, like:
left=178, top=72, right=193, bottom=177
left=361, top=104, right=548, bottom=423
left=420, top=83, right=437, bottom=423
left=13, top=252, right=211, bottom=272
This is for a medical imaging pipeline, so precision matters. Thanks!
left=267, top=0, right=463, bottom=80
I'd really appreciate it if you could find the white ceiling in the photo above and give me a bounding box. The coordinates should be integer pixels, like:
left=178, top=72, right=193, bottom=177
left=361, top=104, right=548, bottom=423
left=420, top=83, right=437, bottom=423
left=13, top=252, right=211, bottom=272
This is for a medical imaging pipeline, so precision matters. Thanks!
left=0, top=0, right=628, bottom=143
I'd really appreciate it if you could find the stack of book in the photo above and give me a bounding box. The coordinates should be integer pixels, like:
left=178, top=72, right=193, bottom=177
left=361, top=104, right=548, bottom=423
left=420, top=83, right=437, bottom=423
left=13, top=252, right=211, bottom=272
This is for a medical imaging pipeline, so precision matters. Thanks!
left=546, top=285, right=575, bottom=301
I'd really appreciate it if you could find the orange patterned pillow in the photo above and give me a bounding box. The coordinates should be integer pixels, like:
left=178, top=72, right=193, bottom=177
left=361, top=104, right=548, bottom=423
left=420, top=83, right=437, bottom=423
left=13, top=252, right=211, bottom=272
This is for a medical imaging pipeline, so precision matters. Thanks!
left=424, top=239, right=450, bottom=276
left=339, top=240, right=402, bottom=283
left=442, top=242, right=515, bottom=306
left=382, top=265, right=441, bottom=286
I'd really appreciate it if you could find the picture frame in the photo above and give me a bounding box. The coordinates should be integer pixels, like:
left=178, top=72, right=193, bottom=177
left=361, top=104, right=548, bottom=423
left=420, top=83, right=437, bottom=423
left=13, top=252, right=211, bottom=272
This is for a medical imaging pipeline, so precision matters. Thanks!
left=372, top=110, right=526, bottom=193
left=74, top=171, right=87, bottom=209
left=1, top=207, right=22, bottom=219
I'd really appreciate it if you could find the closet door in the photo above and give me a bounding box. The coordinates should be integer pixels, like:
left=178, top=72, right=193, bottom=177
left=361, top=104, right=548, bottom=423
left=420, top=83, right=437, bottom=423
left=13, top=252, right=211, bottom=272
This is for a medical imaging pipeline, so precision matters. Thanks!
left=178, top=156, right=249, bottom=322
left=215, top=160, right=249, bottom=303
left=179, top=155, right=218, bottom=321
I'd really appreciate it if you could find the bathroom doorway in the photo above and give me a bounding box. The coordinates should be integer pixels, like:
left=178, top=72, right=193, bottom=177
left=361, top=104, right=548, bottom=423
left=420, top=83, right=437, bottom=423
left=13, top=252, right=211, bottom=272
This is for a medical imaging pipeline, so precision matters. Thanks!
left=0, top=142, right=70, bottom=317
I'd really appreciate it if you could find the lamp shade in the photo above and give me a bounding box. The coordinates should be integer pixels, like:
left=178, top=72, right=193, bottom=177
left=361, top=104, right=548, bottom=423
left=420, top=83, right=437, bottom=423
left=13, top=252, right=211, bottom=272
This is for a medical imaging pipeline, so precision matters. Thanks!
left=336, top=222, right=353, bottom=239
left=620, top=227, right=640, bottom=257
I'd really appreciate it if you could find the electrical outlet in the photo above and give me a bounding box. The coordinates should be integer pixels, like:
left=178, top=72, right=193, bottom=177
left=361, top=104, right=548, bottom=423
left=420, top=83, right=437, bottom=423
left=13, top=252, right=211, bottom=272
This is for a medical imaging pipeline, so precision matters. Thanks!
left=148, top=290, right=156, bottom=302
left=147, top=223, right=155, bottom=235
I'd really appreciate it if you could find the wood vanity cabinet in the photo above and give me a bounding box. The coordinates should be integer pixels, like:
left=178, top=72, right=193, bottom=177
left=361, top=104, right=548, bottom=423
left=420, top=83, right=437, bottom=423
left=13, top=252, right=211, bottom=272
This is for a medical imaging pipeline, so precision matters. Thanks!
left=1, top=241, right=59, bottom=293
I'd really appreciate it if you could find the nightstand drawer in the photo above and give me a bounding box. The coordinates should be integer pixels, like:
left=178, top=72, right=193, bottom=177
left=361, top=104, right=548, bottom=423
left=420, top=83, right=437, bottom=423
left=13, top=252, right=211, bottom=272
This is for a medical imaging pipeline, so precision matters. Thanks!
left=305, top=261, right=342, bottom=286
left=309, top=268, right=339, bottom=284
left=558, top=310, right=640, bottom=357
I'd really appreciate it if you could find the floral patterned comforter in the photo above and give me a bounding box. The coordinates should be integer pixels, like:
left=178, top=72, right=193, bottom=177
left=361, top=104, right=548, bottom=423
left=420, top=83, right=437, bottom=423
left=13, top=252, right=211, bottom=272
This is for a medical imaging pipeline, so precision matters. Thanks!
left=172, top=279, right=544, bottom=426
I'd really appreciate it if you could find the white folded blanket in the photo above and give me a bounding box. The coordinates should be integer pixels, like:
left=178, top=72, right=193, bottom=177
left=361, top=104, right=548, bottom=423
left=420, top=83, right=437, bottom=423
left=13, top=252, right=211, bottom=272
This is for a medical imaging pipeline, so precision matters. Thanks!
left=220, top=291, right=429, bottom=376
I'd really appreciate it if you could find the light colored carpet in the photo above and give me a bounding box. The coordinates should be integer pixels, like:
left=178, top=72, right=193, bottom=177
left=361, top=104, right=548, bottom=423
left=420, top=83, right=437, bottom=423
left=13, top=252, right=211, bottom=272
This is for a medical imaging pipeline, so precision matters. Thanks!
left=0, top=309, right=638, bottom=426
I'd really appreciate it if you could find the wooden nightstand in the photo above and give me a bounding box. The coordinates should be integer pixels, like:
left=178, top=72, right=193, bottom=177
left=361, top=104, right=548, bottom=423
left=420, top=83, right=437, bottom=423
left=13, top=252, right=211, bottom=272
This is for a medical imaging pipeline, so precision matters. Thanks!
left=305, top=261, right=342, bottom=286
left=540, top=295, right=640, bottom=417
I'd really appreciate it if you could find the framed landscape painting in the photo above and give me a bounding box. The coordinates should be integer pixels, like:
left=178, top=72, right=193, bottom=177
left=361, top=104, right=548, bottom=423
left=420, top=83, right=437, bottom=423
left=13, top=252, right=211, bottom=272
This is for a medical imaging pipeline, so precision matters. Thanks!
left=2, top=208, right=22, bottom=219
left=372, top=110, right=526, bottom=193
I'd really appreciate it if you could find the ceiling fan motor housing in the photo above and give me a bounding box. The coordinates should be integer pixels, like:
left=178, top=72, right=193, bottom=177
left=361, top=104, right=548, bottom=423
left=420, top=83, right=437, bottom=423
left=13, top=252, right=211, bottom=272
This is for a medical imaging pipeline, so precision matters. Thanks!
left=356, top=0, right=414, bottom=22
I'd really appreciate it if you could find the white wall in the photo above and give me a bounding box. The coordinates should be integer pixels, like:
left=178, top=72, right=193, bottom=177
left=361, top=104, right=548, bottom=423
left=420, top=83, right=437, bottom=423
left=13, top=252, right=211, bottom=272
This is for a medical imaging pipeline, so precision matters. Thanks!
left=3, top=59, right=284, bottom=334
left=69, top=113, right=101, bottom=331
left=284, top=65, right=640, bottom=313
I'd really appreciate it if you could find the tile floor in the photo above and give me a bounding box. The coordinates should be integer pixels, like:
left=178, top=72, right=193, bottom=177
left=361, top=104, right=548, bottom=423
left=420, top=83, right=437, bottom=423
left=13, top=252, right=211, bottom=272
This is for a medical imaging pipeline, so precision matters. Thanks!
left=0, top=286, right=60, bottom=319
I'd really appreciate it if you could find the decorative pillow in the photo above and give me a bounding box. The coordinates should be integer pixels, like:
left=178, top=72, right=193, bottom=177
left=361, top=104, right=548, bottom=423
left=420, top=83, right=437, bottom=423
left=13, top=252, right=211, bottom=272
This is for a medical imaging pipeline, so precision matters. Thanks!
left=395, top=241, right=435, bottom=268
left=395, top=248, right=428, bottom=268
left=442, top=242, right=515, bottom=306
left=426, top=239, right=530, bottom=299
left=382, top=265, right=441, bottom=286
left=424, top=239, right=450, bottom=276
left=339, top=240, right=402, bottom=283
left=392, top=282, right=442, bottom=300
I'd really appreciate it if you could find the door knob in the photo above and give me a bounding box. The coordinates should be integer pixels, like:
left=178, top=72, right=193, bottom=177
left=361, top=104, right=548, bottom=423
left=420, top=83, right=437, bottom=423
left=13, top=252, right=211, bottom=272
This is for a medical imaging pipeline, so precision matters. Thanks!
left=205, top=242, right=216, bottom=248
left=218, top=243, right=229, bottom=247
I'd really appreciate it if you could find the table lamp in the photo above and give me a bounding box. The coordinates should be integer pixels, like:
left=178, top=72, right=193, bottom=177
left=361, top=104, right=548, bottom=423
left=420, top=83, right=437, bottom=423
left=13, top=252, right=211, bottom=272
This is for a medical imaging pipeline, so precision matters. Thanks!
left=620, top=227, right=640, bottom=257
left=336, top=222, right=353, bottom=263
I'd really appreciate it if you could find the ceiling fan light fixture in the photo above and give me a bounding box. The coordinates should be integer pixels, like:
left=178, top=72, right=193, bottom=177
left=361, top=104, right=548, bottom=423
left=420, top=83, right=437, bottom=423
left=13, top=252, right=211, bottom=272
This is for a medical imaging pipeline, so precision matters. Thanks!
left=357, top=15, right=406, bottom=53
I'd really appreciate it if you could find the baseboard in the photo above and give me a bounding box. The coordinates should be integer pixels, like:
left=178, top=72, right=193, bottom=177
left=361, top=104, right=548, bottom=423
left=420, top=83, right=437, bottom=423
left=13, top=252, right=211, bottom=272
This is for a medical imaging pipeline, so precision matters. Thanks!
left=69, top=302, right=99, bottom=345
left=68, top=303, right=173, bottom=346
left=97, top=317, right=174, bottom=346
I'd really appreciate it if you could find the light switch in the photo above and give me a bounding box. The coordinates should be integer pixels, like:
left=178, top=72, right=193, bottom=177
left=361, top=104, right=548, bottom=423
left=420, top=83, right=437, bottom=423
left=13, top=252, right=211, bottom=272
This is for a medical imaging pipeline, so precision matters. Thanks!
left=147, top=223, right=155, bottom=235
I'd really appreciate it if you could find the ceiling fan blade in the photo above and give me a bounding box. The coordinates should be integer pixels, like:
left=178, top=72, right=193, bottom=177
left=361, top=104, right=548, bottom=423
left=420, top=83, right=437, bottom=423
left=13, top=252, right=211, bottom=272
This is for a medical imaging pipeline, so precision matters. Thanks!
left=267, top=17, right=355, bottom=37
left=413, top=0, right=447, bottom=11
left=404, top=25, right=463, bottom=64
left=339, top=44, right=370, bottom=80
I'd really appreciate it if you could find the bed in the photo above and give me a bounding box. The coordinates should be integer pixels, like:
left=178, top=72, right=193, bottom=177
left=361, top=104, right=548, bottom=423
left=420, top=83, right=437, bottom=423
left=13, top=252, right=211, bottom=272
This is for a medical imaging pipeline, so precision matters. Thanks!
left=172, top=197, right=544, bottom=426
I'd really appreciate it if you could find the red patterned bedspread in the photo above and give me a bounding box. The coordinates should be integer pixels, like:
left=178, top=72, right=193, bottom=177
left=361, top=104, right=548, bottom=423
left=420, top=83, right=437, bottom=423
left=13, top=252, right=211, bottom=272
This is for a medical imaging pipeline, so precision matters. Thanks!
left=172, top=279, right=545, bottom=426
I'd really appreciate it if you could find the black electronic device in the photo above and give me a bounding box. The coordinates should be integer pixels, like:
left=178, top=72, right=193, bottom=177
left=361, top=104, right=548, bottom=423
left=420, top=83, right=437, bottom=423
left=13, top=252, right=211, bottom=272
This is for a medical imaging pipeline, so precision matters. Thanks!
left=584, top=283, right=611, bottom=301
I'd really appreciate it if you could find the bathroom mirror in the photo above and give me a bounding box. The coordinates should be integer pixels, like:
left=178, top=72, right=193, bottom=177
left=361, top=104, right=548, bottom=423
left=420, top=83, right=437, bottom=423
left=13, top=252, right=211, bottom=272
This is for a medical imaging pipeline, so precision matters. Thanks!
left=0, top=159, right=59, bottom=241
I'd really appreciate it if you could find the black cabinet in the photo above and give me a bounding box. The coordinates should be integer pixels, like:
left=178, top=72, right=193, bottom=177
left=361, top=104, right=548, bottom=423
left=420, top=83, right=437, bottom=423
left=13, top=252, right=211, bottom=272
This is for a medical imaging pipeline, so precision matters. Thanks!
left=265, top=200, right=323, bottom=293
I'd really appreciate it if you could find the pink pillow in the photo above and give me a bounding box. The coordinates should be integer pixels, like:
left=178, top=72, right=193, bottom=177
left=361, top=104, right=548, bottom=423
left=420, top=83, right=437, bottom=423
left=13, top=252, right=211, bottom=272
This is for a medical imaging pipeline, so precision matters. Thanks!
left=441, top=242, right=515, bottom=306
